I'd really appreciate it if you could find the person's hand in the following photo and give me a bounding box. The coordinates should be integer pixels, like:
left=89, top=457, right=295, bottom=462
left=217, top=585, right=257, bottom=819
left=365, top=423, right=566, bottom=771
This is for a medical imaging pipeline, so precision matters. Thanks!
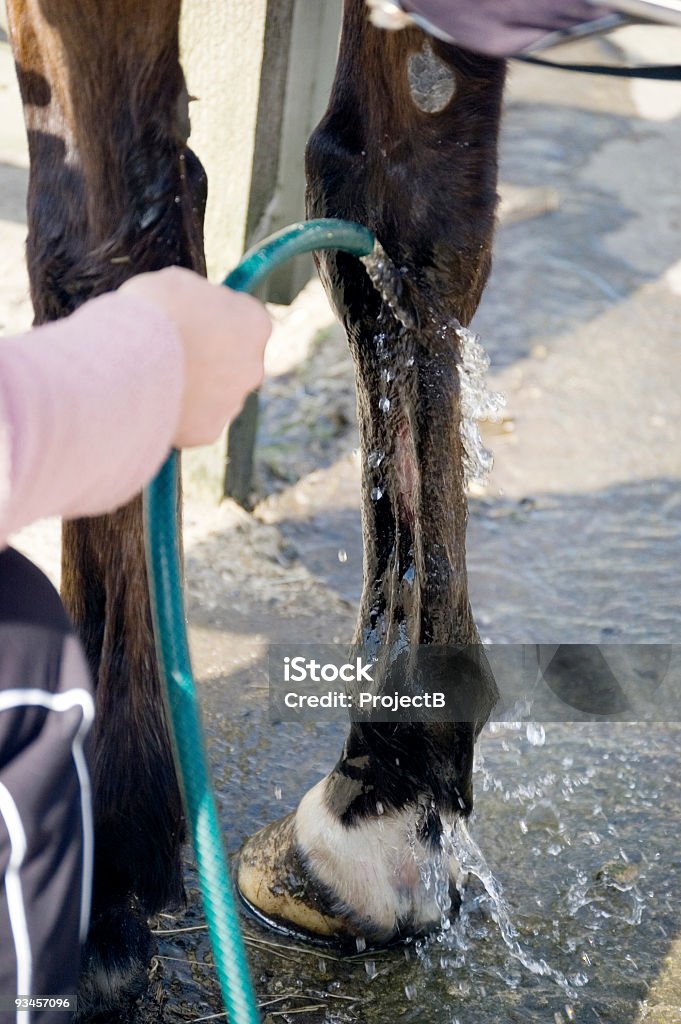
left=120, top=267, right=270, bottom=447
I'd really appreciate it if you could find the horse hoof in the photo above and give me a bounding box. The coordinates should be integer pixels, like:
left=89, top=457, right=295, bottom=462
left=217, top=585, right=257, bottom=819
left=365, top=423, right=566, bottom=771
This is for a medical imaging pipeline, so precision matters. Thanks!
left=237, top=811, right=349, bottom=940
left=74, top=897, right=152, bottom=1022
left=237, top=777, right=461, bottom=945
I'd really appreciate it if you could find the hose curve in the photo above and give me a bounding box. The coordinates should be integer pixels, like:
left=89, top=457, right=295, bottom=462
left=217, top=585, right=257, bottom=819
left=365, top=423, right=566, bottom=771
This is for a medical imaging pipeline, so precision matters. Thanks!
left=143, top=218, right=375, bottom=1023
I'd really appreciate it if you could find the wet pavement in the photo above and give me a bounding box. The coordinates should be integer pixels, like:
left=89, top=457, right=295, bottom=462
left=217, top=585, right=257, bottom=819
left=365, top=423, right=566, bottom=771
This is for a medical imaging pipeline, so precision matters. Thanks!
left=3, top=19, right=681, bottom=1024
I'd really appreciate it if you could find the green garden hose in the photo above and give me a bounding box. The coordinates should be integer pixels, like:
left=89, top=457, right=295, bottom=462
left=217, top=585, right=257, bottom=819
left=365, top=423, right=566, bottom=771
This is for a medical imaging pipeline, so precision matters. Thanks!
left=143, top=219, right=375, bottom=1024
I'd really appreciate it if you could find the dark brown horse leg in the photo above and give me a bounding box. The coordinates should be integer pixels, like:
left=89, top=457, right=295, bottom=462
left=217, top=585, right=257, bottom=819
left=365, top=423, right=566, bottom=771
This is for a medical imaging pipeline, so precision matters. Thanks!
left=6, top=1, right=206, bottom=1013
left=238, top=3, right=504, bottom=942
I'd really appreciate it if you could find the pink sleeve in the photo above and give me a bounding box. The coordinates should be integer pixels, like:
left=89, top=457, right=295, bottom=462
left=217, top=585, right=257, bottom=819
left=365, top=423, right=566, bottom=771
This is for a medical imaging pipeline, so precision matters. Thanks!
left=0, top=291, right=184, bottom=547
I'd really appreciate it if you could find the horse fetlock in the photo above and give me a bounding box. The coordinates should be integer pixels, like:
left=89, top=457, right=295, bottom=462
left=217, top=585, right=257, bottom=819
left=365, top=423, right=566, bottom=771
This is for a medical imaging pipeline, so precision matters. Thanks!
left=238, top=776, right=461, bottom=944
left=74, top=897, right=151, bottom=1023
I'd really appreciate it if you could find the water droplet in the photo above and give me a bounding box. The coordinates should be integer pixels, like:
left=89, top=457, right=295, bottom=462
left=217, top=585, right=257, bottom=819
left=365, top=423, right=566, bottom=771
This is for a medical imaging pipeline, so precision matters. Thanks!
left=404, top=984, right=417, bottom=1000
left=376, top=801, right=384, bottom=815
left=365, top=960, right=377, bottom=979
left=526, top=723, right=546, bottom=746
left=379, top=396, right=391, bottom=413
left=371, top=486, right=384, bottom=501
left=337, top=549, right=348, bottom=563
left=274, top=785, right=282, bottom=801
left=368, top=450, right=384, bottom=468
left=355, top=936, right=367, bottom=953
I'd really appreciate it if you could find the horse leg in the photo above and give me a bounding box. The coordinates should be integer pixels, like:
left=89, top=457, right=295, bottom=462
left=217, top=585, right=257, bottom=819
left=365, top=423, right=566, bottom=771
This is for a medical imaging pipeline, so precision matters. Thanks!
left=238, top=2, right=505, bottom=942
left=6, top=1, right=206, bottom=1013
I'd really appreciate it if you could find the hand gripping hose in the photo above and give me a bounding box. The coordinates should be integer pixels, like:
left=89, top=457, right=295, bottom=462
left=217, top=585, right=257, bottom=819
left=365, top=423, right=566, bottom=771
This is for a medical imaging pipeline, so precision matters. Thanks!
left=143, top=219, right=375, bottom=1024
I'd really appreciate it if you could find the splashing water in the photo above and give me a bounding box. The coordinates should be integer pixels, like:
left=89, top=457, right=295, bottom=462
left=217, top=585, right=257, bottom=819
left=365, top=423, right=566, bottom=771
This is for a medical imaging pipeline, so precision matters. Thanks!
left=455, top=323, right=506, bottom=488
left=403, top=803, right=578, bottom=999
left=410, top=826, right=454, bottom=935
left=361, top=240, right=415, bottom=330
left=443, top=819, right=581, bottom=998
left=361, top=240, right=504, bottom=489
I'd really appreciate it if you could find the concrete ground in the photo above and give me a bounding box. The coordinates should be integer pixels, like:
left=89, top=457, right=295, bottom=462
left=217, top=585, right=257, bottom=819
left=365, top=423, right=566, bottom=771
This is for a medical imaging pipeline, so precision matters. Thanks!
left=2, top=17, right=681, bottom=1024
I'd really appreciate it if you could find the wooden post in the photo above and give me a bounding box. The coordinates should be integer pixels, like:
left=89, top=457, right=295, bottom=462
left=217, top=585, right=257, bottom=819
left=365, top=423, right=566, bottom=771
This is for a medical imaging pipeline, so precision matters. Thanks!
left=180, top=0, right=342, bottom=506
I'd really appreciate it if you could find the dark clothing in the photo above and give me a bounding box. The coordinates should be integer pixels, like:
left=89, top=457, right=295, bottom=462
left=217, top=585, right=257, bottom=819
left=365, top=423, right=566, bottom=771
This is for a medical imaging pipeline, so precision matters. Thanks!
left=400, top=0, right=620, bottom=55
left=0, top=548, right=94, bottom=1024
